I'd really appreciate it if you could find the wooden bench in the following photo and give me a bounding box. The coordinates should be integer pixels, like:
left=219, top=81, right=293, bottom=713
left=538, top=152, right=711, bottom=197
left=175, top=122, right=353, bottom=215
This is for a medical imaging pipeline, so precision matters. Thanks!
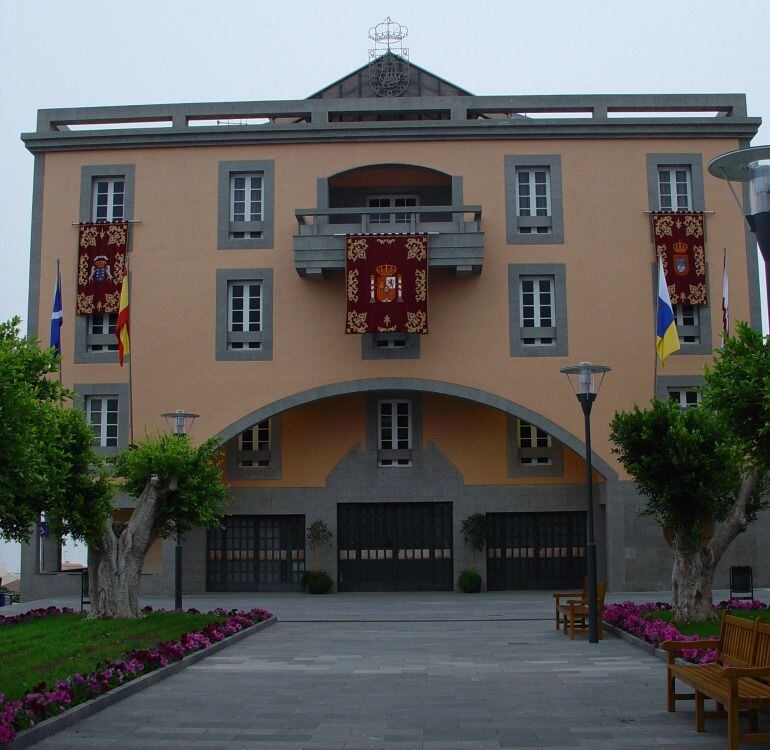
left=662, top=613, right=770, bottom=750
left=553, top=579, right=607, bottom=640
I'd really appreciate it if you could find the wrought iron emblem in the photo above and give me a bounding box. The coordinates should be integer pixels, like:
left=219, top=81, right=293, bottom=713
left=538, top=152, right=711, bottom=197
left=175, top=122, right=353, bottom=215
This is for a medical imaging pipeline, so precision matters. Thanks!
left=368, top=17, right=410, bottom=97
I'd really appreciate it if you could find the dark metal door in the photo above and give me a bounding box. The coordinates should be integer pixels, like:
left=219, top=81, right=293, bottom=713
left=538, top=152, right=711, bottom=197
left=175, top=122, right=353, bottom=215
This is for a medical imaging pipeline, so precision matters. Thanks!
left=486, top=511, right=586, bottom=590
left=337, top=502, right=453, bottom=592
left=207, top=515, right=305, bottom=591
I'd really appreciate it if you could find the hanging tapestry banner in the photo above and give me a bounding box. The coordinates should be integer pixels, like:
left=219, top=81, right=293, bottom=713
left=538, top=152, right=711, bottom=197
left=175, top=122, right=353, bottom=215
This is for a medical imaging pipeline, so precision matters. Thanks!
left=345, top=234, right=428, bottom=334
left=76, top=222, right=128, bottom=314
left=651, top=212, right=707, bottom=305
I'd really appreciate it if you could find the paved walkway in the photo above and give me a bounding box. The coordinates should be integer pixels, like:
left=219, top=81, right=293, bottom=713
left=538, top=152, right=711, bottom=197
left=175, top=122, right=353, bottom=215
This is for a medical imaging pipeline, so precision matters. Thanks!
left=17, top=591, right=756, bottom=749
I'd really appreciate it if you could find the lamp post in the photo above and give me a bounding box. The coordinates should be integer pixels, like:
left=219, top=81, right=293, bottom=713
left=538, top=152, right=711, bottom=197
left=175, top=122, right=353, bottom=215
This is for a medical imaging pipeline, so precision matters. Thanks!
left=560, top=361, right=611, bottom=643
left=708, top=145, right=770, bottom=328
left=161, top=410, right=199, bottom=611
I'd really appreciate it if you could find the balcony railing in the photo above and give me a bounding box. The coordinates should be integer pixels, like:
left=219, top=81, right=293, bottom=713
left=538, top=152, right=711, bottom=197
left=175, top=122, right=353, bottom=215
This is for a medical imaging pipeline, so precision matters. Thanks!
left=293, top=204, right=484, bottom=278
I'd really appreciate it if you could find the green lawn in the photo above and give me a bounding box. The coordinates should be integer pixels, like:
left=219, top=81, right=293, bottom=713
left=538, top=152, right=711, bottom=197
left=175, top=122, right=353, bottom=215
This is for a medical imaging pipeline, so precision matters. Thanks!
left=0, top=612, right=227, bottom=701
left=651, top=608, right=770, bottom=638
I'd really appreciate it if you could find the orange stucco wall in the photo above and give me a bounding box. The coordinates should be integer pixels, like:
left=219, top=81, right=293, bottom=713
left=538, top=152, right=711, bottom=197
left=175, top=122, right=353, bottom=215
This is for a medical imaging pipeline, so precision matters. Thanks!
left=36, top=135, right=753, bottom=479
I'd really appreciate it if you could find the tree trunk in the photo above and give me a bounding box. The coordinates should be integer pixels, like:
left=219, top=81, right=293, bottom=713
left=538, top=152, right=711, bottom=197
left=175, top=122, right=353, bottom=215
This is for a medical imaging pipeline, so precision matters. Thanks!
left=87, top=476, right=168, bottom=619
left=670, top=471, right=759, bottom=624
left=671, top=534, right=716, bottom=623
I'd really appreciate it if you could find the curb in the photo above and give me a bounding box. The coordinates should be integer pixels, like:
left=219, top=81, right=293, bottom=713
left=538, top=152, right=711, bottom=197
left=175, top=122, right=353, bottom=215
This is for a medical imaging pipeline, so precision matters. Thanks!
left=603, top=621, right=668, bottom=662
left=9, top=615, right=277, bottom=749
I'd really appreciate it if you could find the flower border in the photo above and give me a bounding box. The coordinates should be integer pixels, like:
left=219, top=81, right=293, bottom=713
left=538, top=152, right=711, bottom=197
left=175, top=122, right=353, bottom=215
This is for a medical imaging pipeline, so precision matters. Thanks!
left=0, top=606, right=273, bottom=745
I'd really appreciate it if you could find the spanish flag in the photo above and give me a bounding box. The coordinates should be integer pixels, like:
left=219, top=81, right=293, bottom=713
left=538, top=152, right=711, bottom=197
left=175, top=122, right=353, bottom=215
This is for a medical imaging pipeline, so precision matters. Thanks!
left=656, top=255, right=680, bottom=366
left=116, top=261, right=130, bottom=366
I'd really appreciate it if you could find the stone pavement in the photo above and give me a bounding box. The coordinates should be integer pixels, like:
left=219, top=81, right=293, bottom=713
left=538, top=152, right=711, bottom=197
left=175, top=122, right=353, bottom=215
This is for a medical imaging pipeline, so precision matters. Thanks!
left=19, top=591, right=757, bottom=750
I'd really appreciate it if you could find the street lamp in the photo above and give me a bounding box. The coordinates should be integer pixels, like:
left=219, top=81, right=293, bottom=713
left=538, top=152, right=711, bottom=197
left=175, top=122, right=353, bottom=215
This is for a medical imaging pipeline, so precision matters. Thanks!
left=708, top=145, right=770, bottom=327
left=160, top=410, right=199, bottom=611
left=560, top=361, right=611, bottom=643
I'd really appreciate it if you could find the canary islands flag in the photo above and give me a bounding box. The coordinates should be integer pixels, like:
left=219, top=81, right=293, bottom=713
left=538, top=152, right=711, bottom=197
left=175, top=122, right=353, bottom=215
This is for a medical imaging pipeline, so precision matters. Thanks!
left=656, top=256, right=680, bottom=365
left=116, top=262, right=130, bottom=366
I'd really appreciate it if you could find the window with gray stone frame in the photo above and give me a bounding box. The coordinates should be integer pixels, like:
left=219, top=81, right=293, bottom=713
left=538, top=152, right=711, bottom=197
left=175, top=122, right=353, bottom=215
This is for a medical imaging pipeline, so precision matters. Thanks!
left=366, top=392, right=422, bottom=468
left=505, top=155, right=564, bottom=244
left=218, top=160, right=275, bottom=249
left=507, top=417, right=564, bottom=477
left=655, top=375, right=705, bottom=409
left=226, top=416, right=282, bottom=480
left=361, top=333, right=421, bottom=360
left=215, top=269, right=273, bottom=361
left=75, top=165, right=135, bottom=363
left=508, top=263, right=568, bottom=357
left=646, top=153, right=704, bottom=212
left=73, top=383, right=130, bottom=456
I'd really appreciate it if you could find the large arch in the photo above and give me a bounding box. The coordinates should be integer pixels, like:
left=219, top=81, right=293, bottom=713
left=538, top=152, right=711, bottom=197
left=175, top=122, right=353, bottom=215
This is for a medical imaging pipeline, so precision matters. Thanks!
left=214, top=377, right=619, bottom=481
left=328, top=162, right=452, bottom=182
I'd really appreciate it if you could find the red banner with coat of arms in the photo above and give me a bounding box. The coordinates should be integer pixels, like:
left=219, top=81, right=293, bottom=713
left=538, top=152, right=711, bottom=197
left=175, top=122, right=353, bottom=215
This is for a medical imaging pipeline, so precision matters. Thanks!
left=651, top=212, right=707, bottom=305
left=345, top=234, right=428, bottom=334
left=76, top=222, right=128, bottom=314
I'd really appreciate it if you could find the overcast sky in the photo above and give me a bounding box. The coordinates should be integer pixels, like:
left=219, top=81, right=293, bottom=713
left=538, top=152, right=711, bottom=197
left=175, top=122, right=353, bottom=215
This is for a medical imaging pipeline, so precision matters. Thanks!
left=0, top=0, right=768, bottom=571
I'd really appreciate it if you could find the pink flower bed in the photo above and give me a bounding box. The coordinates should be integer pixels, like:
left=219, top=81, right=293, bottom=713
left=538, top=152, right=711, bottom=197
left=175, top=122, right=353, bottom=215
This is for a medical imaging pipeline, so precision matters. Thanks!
left=604, top=599, right=768, bottom=666
left=0, top=606, right=272, bottom=745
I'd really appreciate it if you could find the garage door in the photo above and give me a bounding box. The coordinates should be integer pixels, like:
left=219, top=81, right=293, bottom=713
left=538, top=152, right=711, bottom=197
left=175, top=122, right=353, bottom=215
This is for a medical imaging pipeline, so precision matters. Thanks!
left=337, top=502, right=453, bottom=592
left=486, top=511, right=586, bottom=590
left=207, top=515, right=305, bottom=591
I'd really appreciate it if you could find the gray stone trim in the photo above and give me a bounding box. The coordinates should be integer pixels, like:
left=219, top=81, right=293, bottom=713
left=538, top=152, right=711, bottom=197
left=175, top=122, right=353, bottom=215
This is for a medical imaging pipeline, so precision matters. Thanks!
left=506, top=416, right=565, bottom=478
left=215, top=268, right=273, bottom=361
left=362, top=333, right=421, bottom=359
left=508, top=263, right=568, bottom=357
left=217, top=160, right=275, bottom=250
left=655, top=374, right=706, bottom=401
left=79, top=164, right=136, bottom=223
left=23, top=95, right=759, bottom=154
left=365, top=392, right=423, bottom=468
left=504, top=155, right=564, bottom=244
left=27, top=155, right=46, bottom=338
left=72, top=382, right=130, bottom=455
left=650, top=263, right=712, bottom=355
left=212, top=377, right=619, bottom=481
left=225, top=415, right=282, bottom=480
left=645, top=153, right=705, bottom=211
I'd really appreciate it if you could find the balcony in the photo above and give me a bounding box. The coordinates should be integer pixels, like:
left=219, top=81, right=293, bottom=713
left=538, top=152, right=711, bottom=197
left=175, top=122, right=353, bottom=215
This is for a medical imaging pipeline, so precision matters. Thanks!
left=293, top=204, right=484, bottom=278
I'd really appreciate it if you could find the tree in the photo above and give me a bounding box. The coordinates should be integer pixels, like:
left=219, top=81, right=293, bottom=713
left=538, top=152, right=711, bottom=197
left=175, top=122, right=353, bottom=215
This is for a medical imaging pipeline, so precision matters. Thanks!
left=610, top=323, right=769, bottom=623
left=461, top=513, right=488, bottom=573
left=0, top=317, right=112, bottom=545
left=305, top=519, right=333, bottom=572
left=88, top=434, right=229, bottom=619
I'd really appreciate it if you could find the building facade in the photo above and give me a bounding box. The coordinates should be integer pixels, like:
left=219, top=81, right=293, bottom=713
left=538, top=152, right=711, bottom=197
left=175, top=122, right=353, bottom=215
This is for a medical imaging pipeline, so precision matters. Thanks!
left=20, top=59, right=767, bottom=599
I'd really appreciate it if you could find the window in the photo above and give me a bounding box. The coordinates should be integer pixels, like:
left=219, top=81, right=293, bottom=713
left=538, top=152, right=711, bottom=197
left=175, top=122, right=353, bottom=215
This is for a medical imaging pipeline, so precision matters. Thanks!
left=238, top=420, right=271, bottom=468
left=518, top=421, right=552, bottom=465
left=361, top=333, right=421, bottom=360
left=86, top=313, right=118, bottom=352
left=216, top=269, right=273, bottom=361
left=227, top=280, right=262, bottom=350
left=218, top=160, right=275, bottom=249
left=674, top=304, right=700, bottom=344
left=516, top=169, right=551, bottom=234
left=507, top=416, right=564, bottom=477
left=378, top=399, right=412, bottom=466
left=92, top=178, right=125, bottom=221
left=85, top=396, right=119, bottom=447
left=367, top=195, right=418, bottom=224
left=646, top=154, right=704, bottom=213
left=657, top=167, right=692, bottom=211
left=669, top=388, right=701, bottom=409
left=229, top=174, right=263, bottom=239
left=505, top=155, right=564, bottom=244
left=80, top=165, right=135, bottom=224
left=509, top=264, right=568, bottom=357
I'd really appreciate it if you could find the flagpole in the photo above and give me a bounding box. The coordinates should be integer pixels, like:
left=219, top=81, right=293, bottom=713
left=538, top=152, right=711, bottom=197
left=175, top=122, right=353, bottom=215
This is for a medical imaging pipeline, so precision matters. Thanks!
left=722, top=247, right=729, bottom=338
left=653, top=250, right=660, bottom=397
left=56, top=257, right=62, bottom=386
left=126, top=259, right=134, bottom=446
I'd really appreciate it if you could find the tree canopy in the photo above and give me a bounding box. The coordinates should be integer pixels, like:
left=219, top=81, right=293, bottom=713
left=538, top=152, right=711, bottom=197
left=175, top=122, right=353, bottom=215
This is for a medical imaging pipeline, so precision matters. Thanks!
left=0, top=317, right=112, bottom=545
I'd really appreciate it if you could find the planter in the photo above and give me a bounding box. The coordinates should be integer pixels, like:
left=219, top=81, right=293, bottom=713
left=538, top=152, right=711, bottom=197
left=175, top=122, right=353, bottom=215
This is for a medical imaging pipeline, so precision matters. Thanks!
left=458, top=569, right=482, bottom=593
left=301, top=571, right=333, bottom=594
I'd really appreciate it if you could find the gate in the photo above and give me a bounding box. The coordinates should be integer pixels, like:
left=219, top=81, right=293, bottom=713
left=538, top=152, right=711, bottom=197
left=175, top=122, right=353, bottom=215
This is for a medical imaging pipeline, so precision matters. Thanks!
left=486, top=511, right=586, bottom=590
left=207, top=515, right=305, bottom=591
left=337, top=502, right=453, bottom=591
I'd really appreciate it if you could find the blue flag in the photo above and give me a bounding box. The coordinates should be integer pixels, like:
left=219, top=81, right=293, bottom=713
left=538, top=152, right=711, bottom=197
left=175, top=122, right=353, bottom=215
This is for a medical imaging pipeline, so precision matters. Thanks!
left=50, top=261, right=63, bottom=356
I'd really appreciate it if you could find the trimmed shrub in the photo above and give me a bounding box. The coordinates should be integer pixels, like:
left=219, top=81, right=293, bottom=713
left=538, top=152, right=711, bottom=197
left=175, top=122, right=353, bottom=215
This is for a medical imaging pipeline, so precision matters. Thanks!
left=458, top=569, right=482, bottom=593
left=300, top=570, right=333, bottom=595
